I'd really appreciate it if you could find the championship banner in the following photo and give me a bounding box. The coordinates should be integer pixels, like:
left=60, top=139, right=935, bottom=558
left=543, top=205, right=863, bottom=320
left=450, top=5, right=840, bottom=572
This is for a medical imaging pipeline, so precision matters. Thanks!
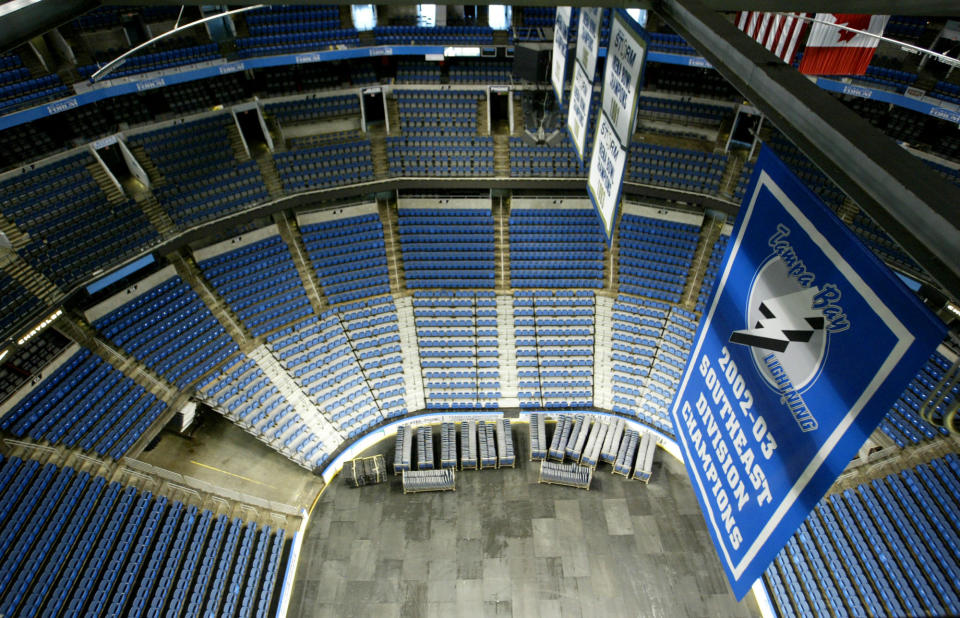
left=576, top=7, right=603, bottom=81
left=600, top=10, right=648, bottom=147
left=586, top=113, right=626, bottom=242
left=588, top=9, right=648, bottom=244
left=567, top=61, right=593, bottom=161
left=551, top=7, right=573, bottom=105
left=670, top=146, right=946, bottom=600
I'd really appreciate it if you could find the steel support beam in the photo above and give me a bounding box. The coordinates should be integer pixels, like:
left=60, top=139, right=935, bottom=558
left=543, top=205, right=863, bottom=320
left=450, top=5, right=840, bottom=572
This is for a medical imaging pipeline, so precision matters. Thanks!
left=0, top=0, right=98, bottom=53
left=655, top=0, right=960, bottom=299
left=103, top=0, right=959, bottom=14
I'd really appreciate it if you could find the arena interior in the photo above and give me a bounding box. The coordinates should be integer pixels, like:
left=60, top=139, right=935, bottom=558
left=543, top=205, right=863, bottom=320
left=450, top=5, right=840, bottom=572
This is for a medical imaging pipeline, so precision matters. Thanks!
left=0, top=2, right=958, bottom=617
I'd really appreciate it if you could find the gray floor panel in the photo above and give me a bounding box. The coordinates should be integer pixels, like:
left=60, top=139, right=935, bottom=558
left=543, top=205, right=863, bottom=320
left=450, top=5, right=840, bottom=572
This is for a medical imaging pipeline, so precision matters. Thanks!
left=288, top=441, right=759, bottom=618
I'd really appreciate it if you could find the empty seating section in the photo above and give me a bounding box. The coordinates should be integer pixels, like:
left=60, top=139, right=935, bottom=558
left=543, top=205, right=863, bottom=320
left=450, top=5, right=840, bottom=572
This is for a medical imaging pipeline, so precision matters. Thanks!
left=237, top=6, right=358, bottom=57
left=509, top=138, right=584, bottom=177
left=78, top=44, right=220, bottom=80
left=266, top=313, right=381, bottom=439
left=923, top=158, right=960, bottom=189
left=732, top=160, right=755, bottom=204
left=847, top=62, right=918, bottom=93
left=398, top=207, right=494, bottom=288
left=93, top=275, right=238, bottom=388
left=648, top=32, right=698, bottom=56
left=0, top=273, right=41, bottom=336
left=520, top=7, right=555, bottom=27
left=300, top=213, right=390, bottom=304
left=0, top=53, right=69, bottom=114
left=387, top=133, right=495, bottom=176
left=509, top=208, right=604, bottom=288
left=884, top=16, right=927, bottom=42
left=197, top=235, right=313, bottom=337
left=198, top=351, right=330, bottom=468
left=931, top=81, right=960, bottom=106
left=414, top=291, right=499, bottom=409
left=396, top=61, right=442, bottom=84
left=0, top=330, right=66, bottom=403
left=618, top=213, right=699, bottom=303
left=265, top=94, right=359, bottom=125
left=396, top=89, right=486, bottom=134
left=0, top=456, right=287, bottom=617
left=610, top=297, right=697, bottom=436
left=0, top=348, right=166, bottom=458
left=387, top=90, right=492, bottom=176
left=696, top=233, right=729, bottom=313
left=628, top=143, right=727, bottom=195
left=274, top=139, right=374, bottom=192
left=376, top=25, right=494, bottom=45
left=0, top=152, right=158, bottom=288
left=449, top=60, right=511, bottom=83
left=765, top=132, right=847, bottom=211
left=338, top=296, right=407, bottom=420
left=878, top=352, right=955, bottom=447
left=638, top=96, right=729, bottom=127
left=130, top=115, right=269, bottom=228
left=765, top=455, right=960, bottom=618
left=514, top=290, right=594, bottom=408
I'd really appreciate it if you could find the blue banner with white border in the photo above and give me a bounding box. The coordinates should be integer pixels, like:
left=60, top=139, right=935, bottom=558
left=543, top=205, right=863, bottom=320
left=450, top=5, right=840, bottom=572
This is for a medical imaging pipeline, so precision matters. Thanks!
left=670, top=146, right=946, bottom=600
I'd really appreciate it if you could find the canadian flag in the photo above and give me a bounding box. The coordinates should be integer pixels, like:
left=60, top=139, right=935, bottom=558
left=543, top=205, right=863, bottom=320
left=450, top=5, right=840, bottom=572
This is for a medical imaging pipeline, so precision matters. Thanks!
left=736, top=12, right=810, bottom=65
left=798, top=13, right=891, bottom=75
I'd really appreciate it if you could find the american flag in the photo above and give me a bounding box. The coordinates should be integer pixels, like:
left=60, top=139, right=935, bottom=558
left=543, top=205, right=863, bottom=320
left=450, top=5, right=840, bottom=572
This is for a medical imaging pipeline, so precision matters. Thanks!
left=736, top=12, right=810, bottom=65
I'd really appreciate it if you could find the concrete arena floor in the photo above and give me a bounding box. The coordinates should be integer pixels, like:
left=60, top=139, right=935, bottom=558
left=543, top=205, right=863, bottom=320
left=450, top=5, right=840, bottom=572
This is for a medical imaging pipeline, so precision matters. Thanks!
left=288, top=428, right=760, bottom=618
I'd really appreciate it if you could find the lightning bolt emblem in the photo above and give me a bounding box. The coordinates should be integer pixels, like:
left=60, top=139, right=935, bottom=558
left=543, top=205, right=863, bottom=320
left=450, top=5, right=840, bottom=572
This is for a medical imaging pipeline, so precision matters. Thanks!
left=730, top=288, right=826, bottom=353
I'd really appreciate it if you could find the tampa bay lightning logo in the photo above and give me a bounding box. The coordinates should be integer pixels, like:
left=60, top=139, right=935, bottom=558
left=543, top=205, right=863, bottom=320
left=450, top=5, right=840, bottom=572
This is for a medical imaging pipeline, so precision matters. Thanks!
left=730, top=257, right=829, bottom=392
left=730, top=288, right=825, bottom=354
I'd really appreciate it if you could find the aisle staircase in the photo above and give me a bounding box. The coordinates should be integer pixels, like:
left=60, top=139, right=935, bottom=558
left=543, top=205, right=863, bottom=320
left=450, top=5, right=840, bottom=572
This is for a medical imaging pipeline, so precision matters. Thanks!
left=837, top=198, right=860, bottom=224
left=386, top=95, right=400, bottom=135
left=55, top=313, right=175, bottom=403
left=130, top=145, right=164, bottom=185
left=248, top=345, right=342, bottom=448
left=496, top=294, right=519, bottom=408
left=493, top=132, right=510, bottom=176
left=681, top=215, right=725, bottom=311
left=87, top=162, right=126, bottom=204
left=719, top=153, right=745, bottom=200
left=601, top=209, right=622, bottom=298
left=274, top=211, right=327, bottom=315
left=394, top=296, right=426, bottom=412
left=378, top=201, right=408, bottom=295
left=256, top=151, right=283, bottom=200
left=0, top=251, right=61, bottom=305
left=369, top=126, right=389, bottom=179
left=494, top=197, right=511, bottom=290
left=592, top=296, right=615, bottom=410
left=138, top=193, right=177, bottom=238
left=226, top=121, right=250, bottom=160
left=477, top=96, right=489, bottom=135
